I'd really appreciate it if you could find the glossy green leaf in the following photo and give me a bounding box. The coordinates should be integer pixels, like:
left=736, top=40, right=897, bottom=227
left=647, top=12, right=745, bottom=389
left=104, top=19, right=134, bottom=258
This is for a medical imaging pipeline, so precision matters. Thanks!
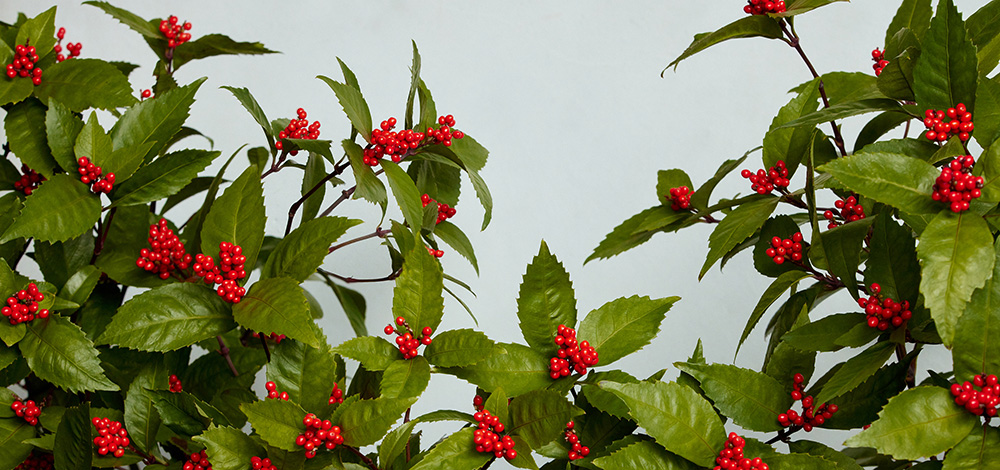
left=45, top=99, right=85, bottom=172
left=262, top=216, right=360, bottom=282
left=753, top=216, right=805, bottom=278
left=737, top=269, right=811, bottom=355
left=0, top=66, right=33, bottom=107
left=380, top=356, right=430, bottom=399
left=666, top=16, right=783, bottom=71
left=110, top=148, right=218, bottom=207
left=6, top=98, right=57, bottom=177
left=820, top=217, right=876, bottom=299
left=440, top=343, right=551, bottom=396
left=16, top=7, right=56, bottom=61
left=83, top=2, right=160, bottom=38
left=824, top=357, right=910, bottom=430
left=854, top=113, right=913, bottom=153
left=334, top=336, right=399, bottom=371
left=674, top=362, right=789, bottom=432
left=968, top=0, right=1000, bottom=75
left=172, top=34, right=276, bottom=70
left=865, top=213, right=921, bottom=303
left=318, top=76, right=372, bottom=140
left=393, top=243, right=445, bottom=333
left=338, top=396, right=415, bottom=447
left=408, top=428, right=491, bottom=470
left=691, top=154, right=749, bottom=211
left=918, top=211, right=995, bottom=347
left=777, top=0, right=849, bottom=17
left=779, top=99, right=910, bottom=130
left=75, top=112, right=112, bottom=172
left=886, top=0, right=933, bottom=46
left=877, top=42, right=920, bottom=102
left=433, top=221, right=479, bottom=274
left=767, top=454, right=840, bottom=470
left=845, top=386, right=978, bottom=459
left=586, top=206, right=690, bottom=263
left=701, top=196, right=779, bottom=279
left=591, top=439, right=699, bottom=470
left=814, top=341, right=896, bottom=407
left=34, top=59, right=136, bottom=112
left=54, top=403, right=91, bottom=470
left=975, top=77, right=1000, bottom=147
left=599, top=381, right=725, bottom=467
left=578, top=295, right=677, bottom=366
left=330, top=283, right=367, bottom=337
left=59, top=265, right=100, bottom=306
left=123, top=362, right=168, bottom=453
left=18, top=314, right=117, bottom=392
left=233, top=277, right=319, bottom=348
left=201, top=163, right=266, bottom=269
left=0, top=417, right=33, bottom=469
left=343, top=140, right=387, bottom=206
left=267, top=338, right=341, bottom=413
left=788, top=440, right=863, bottom=470
left=509, top=390, right=583, bottom=448
left=97, top=283, right=235, bottom=351
left=241, top=399, right=307, bottom=452
left=149, top=389, right=226, bottom=438
left=516, top=240, right=577, bottom=353
left=817, top=152, right=940, bottom=215
left=379, top=420, right=418, bottom=469
left=763, top=81, right=821, bottom=176
left=301, top=153, right=328, bottom=222
left=655, top=169, right=693, bottom=202
left=942, top=425, right=1000, bottom=470
left=913, top=0, right=978, bottom=113
left=382, top=160, right=424, bottom=232
left=448, top=135, right=493, bottom=230
left=953, top=239, right=1000, bottom=381
left=423, top=328, right=494, bottom=368
left=193, top=425, right=265, bottom=470
left=782, top=313, right=865, bottom=352
left=110, top=78, right=205, bottom=163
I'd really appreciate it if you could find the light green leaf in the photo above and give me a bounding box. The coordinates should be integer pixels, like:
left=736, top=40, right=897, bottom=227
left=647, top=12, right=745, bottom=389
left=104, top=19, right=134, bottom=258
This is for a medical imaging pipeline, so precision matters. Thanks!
left=701, top=196, right=779, bottom=279
left=516, top=240, right=577, bottom=353
left=201, top=163, right=266, bottom=270
left=407, top=428, right=491, bottom=470
left=817, top=152, right=940, bottom=215
left=337, top=396, right=416, bottom=447
left=193, top=425, right=265, bottom=470
left=666, top=16, right=783, bottom=71
left=343, top=140, right=387, bottom=206
left=34, top=59, right=136, bottom=112
left=423, top=328, right=495, bottom=368
left=781, top=313, right=866, bottom=352
left=777, top=0, right=850, bottom=17
left=737, top=269, right=811, bottom=355
left=111, top=149, right=219, bottom=207
left=763, top=81, right=821, bottom=176
left=586, top=206, right=691, bottom=263
left=233, top=278, right=319, bottom=348
left=440, top=343, right=551, bottom=396
left=18, top=315, right=118, bottom=392
left=975, top=76, right=1000, bottom=148
left=83, top=2, right=160, bottom=39
left=592, top=439, right=700, bottom=470
left=380, top=357, right=430, bottom=399
left=913, top=0, right=979, bottom=113
left=953, top=238, right=1000, bottom=381
left=241, top=399, right=307, bottom=452
left=777, top=99, right=910, bottom=130
left=262, top=216, right=360, bottom=282
left=45, top=99, right=85, bottom=172
left=815, top=342, right=896, bottom=407
left=674, top=362, right=790, bottom=432
left=393, top=244, right=445, bottom=333
left=267, top=338, right=342, bottom=413
left=317, top=76, right=372, bottom=140
left=432, top=221, right=479, bottom=274
left=578, top=295, right=678, bottom=366
left=886, top=0, right=933, bottom=44
left=381, top=160, right=424, bottom=233
left=942, top=425, right=1000, bottom=470
left=334, top=336, right=399, bottom=371
left=509, top=390, right=583, bottom=448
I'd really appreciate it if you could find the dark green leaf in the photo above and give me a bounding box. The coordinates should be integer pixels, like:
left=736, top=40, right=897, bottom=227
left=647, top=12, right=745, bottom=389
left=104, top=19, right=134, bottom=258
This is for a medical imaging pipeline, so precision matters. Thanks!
left=201, top=163, right=266, bottom=269
left=407, top=428, right=491, bottom=470
left=701, top=196, right=779, bottom=279
left=821, top=217, right=876, bottom=299
left=16, top=7, right=56, bottom=61
left=817, top=152, right=940, bottom=215
left=691, top=153, right=750, bottom=211
left=440, top=343, right=551, bottom=396
left=974, top=76, right=1000, bottom=147
left=877, top=44, right=920, bottom=101
left=448, top=135, right=492, bottom=230
left=516, top=240, right=576, bottom=353
left=854, top=113, right=913, bottom=153
left=343, top=140, right=387, bottom=207
left=242, top=399, right=307, bottom=451
left=334, top=336, right=399, bottom=371
left=0, top=60, right=33, bottom=106
left=777, top=0, right=849, bottom=17
left=865, top=213, right=921, bottom=303
left=423, top=328, right=494, bottom=368
left=578, top=295, right=677, bottom=366
left=433, top=221, right=479, bottom=274
left=267, top=336, right=342, bottom=413
left=54, top=403, right=91, bottom=470
left=110, top=78, right=205, bottom=164
left=262, top=217, right=360, bottom=282
left=782, top=313, right=865, bottom=352
left=591, top=439, right=699, bottom=470
left=111, top=149, right=219, bottom=207
left=234, top=278, right=319, bottom=348
left=393, top=243, right=445, bottom=333
left=666, top=16, right=783, bottom=71
left=18, top=314, right=117, bottom=392
left=45, top=99, right=85, bottom=172
left=301, top=153, right=328, bottom=223
left=0, top=417, right=32, bottom=469
left=738, top=270, right=811, bottom=355
left=509, top=390, right=583, bottom=449
left=380, top=357, right=430, bottom=399
left=953, top=238, right=1000, bottom=381
left=318, top=76, right=372, bottom=140
left=886, top=0, right=933, bottom=44
left=815, top=341, right=896, bottom=407
left=913, top=0, right=979, bottom=113
left=330, top=283, right=367, bottom=337
left=35, top=59, right=136, bottom=112
left=338, top=396, right=415, bottom=447
left=172, top=34, right=276, bottom=70
left=968, top=0, right=1000, bottom=75
left=586, top=206, right=690, bottom=263
left=764, top=81, right=821, bottom=176
left=778, top=99, right=911, bottom=130
left=123, top=362, right=168, bottom=453
left=655, top=169, right=693, bottom=203
left=6, top=98, right=57, bottom=177
left=753, top=216, right=805, bottom=278
left=942, top=425, right=1000, bottom=470
left=674, top=362, right=789, bottom=432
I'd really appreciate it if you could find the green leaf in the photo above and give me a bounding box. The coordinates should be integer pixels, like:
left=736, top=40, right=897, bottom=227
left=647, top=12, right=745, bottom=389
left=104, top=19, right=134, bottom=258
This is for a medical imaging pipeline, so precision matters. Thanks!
left=788, top=440, right=863, bottom=470
left=424, top=329, right=494, bottom=368
left=317, top=76, right=372, bottom=140
left=591, top=439, right=700, bottom=470
left=777, top=0, right=849, bottom=17
left=675, top=362, right=790, bottom=432
left=337, top=396, right=415, bottom=447
left=241, top=399, right=307, bottom=452
left=6, top=98, right=57, bottom=177
left=83, top=2, right=160, bottom=39
left=516, top=240, right=577, bottom=353
left=110, top=77, right=206, bottom=164
left=865, top=213, right=921, bottom=303
left=334, top=336, right=399, bottom=371
left=599, top=381, right=725, bottom=467
left=393, top=244, right=445, bottom=333
left=45, top=99, right=85, bottom=172
left=18, top=315, right=117, bottom=392
left=381, top=160, right=424, bottom=232
left=434, top=221, right=479, bottom=274
left=738, top=270, right=811, bottom=355
left=845, top=386, right=978, bottom=459
left=16, top=7, right=56, bottom=61
left=782, top=313, right=865, bottom=352
left=267, top=338, right=342, bottom=413
left=886, top=0, right=933, bottom=45
left=778, top=99, right=910, bottom=130
left=766, top=454, right=840, bottom=470
left=331, top=283, right=367, bottom=338
left=379, top=420, right=418, bottom=469
left=123, top=363, right=167, bottom=453
left=764, top=81, right=821, bottom=176
left=440, top=343, right=551, bottom=396
left=665, top=16, right=783, bottom=71
left=817, top=152, right=940, bottom=215
left=814, top=341, right=896, bottom=407
left=262, top=217, right=360, bottom=282
left=0, top=417, right=33, bottom=469
left=942, top=425, right=1000, bottom=470
left=586, top=206, right=690, bottom=263
left=54, top=403, right=91, bottom=470
left=111, top=149, right=219, bottom=207
left=59, top=265, right=101, bottom=306
left=380, top=357, right=430, bottom=399
left=222, top=86, right=274, bottom=151
left=343, top=140, right=387, bottom=206
left=918, top=211, right=995, bottom=347
left=408, top=428, right=491, bottom=470
left=854, top=113, right=914, bottom=153
left=301, top=153, right=329, bottom=223
left=974, top=76, right=1000, bottom=148
left=691, top=154, right=750, bottom=211
left=233, top=278, right=319, bottom=348
left=878, top=42, right=921, bottom=102
left=97, top=283, right=235, bottom=352
left=578, top=295, right=677, bottom=366
left=968, top=0, right=1000, bottom=76
left=953, top=238, right=1000, bottom=381
left=201, top=163, right=266, bottom=270
left=75, top=112, right=112, bottom=170
left=820, top=217, right=876, bottom=299
left=172, top=34, right=276, bottom=70
left=655, top=169, right=694, bottom=203
left=701, top=196, right=779, bottom=279
left=35, top=59, right=136, bottom=112
left=509, top=390, right=583, bottom=449
left=193, top=425, right=265, bottom=470
left=913, top=0, right=979, bottom=113
left=0, top=65, right=33, bottom=107
left=448, top=135, right=493, bottom=230
left=753, top=216, right=804, bottom=278
left=485, top=387, right=509, bottom=425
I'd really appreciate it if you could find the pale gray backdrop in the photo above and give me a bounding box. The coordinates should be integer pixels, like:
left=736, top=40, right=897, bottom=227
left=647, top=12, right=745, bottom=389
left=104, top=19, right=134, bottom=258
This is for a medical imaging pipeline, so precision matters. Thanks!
left=1, top=0, right=990, bottom=465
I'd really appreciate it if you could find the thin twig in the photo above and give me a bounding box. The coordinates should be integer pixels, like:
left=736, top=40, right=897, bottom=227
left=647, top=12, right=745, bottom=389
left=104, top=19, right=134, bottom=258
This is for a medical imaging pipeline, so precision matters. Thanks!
left=765, top=425, right=800, bottom=445
left=285, top=158, right=351, bottom=235
left=329, top=227, right=390, bottom=253
left=320, top=267, right=403, bottom=284
left=345, top=446, right=379, bottom=470
left=259, top=333, right=271, bottom=362
left=91, top=207, right=118, bottom=263
left=216, top=335, right=239, bottom=377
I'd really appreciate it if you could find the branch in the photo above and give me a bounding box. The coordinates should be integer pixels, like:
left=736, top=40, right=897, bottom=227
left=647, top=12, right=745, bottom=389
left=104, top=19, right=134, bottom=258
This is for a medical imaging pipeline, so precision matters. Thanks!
left=319, top=267, right=402, bottom=284
left=91, top=207, right=118, bottom=263
left=345, top=445, right=379, bottom=470
left=216, top=335, right=239, bottom=377
left=285, top=157, right=351, bottom=235
left=765, top=425, right=801, bottom=445
left=329, top=227, right=391, bottom=253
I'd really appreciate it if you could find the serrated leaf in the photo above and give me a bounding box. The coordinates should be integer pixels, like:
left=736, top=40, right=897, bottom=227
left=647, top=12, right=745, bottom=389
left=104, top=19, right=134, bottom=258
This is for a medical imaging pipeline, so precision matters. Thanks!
left=343, top=140, right=387, bottom=206
left=111, top=149, right=219, bottom=207
left=432, top=221, right=479, bottom=274
left=782, top=313, right=865, bottom=352
left=0, top=68, right=33, bottom=107
left=815, top=341, right=896, bottom=407
left=262, top=217, right=360, bottom=282
left=586, top=206, right=690, bottom=263
left=788, top=440, right=863, bottom=470
left=448, top=136, right=493, bottom=230
left=337, top=396, right=415, bottom=447
left=423, top=328, right=494, bottom=368
left=578, top=295, right=677, bottom=366
left=110, top=77, right=205, bottom=163
left=886, top=0, right=933, bottom=45
left=201, top=163, right=266, bottom=269
left=440, top=343, right=551, bottom=396
left=45, top=99, right=85, bottom=172
left=34, top=59, right=136, bottom=112
left=222, top=86, right=274, bottom=151
left=509, top=390, right=583, bottom=449
left=97, top=283, right=235, bottom=351
left=123, top=363, right=167, bottom=453
left=599, top=381, right=725, bottom=467
left=776, top=0, right=849, bottom=17
left=381, top=160, right=424, bottom=232
left=975, top=77, right=1000, bottom=148
left=516, top=240, right=577, bottom=353
left=83, top=2, right=160, bottom=38
left=172, top=34, right=276, bottom=70
left=0, top=417, right=32, bottom=469
left=380, top=357, right=430, bottom=399
left=18, top=314, right=117, bottom=392
left=865, top=213, right=921, bottom=303
left=918, top=211, right=995, bottom=347
left=666, top=16, right=783, bottom=71
left=675, top=362, right=790, bottom=432
left=233, top=278, right=319, bottom=348
left=54, top=403, right=91, bottom=470
left=701, top=196, right=779, bottom=279
left=845, top=386, right=978, bottom=459
left=591, top=439, right=700, bottom=470
left=766, top=454, right=840, bottom=470
left=334, top=336, right=399, bottom=371
left=942, top=425, right=1000, bottom=470
left=821, top=217, right=876, bottom=299
left=655, top=169, right=693, bottom=203
left=59, top=265, right=100, bottom=306
left=193, top=425, right=265, bottom=470
left=953, top=238, right=1000, bottom=381
left=778, top=99, right=910, bottom=130
left=16, top=7, right=56, bottom=62
left=764, top=81, right=821, bottom=176
left=241, top=399, right=307, bottom=451
left=267, top=338, right=341, bottom=413
left=913, top=0, right=979, bottom=113
left=969, top=0, right=1000, bottom=76
left=737, top=270, right=811, bottom=355
left=318, top=76, right=372, bottom=140
left=6, top=98, right=57, bottom=177
left=817, top=152, right=940, bottom=215
left=408, top=428, right=491, bottom=470
left=393, top=244, right=445, bottom=332
left=379, top=420, right=418, bottom=469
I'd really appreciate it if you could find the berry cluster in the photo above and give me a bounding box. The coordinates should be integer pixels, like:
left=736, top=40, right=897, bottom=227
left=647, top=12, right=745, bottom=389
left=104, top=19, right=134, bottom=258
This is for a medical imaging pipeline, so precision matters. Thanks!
left=252, top=331, right=286, bottom=344
left=765, top=233, right=804, bottom=265
left=136, top=218, right=192, bottom=280
left=714, top=433, right=768, bottom=470
left=296, top=413, right=343, bottom=458
left=193, top=242, right=247, bottom=303
left=250, top=456, right=277, bottom=470
left=932, top=155, right=983, bottom=213
left=473, top=394, right=485, bottom=411
left=6, top=42, right=42, bottom=85
left=666, top=186, right=695, bottom=211
left=159, top=16, right=192, bottom=49
left=275, top=108, right=321, bottom=156
left=362, top=115, right=465, bottom=166
left=426, top=246, right=445, bottom=258
left=182, top=451, right=211, bottom=470
left=741, top=161, right=790, bottom=195
left=329, top=383, right=344, bottom=405
left=858, top=283, right=912, bottom=331
left=168, top=374, right=183, bottom=393
left=10, top=399, right=41, bottom=425
left=383, top=316, right=433, bottom=359
left=77, top=157, right=114, bottom=194
left=563, top=421, right=590, bottom=461
left=421, top=194, right=457, bottom=224
left=15, top=453, right=53, bottom=470
left=429, top=115, right=464, bottom=146
left=924, top=104, right=974, bottom=143
left=14, top=165, right=44, bottom=196
left=777, top=373, right=838, bottom=432
left=823, top=194, right=865, bottom=229
left=92, top=417, right=129, bottom=458
left=744, top=0, right=786, bottom=15
left=548, top=324, right=599, bottom=379
left=472, top=409, right=517, bottom=461
left=3, top=283, right=49, bottom=325
left=54, top=27, right=82, bottom=63
left=265, top=381, right=289, bottom=401
left=950, top=374, right=1000, bottom=418
left=871, top=48, right=888, bottom=76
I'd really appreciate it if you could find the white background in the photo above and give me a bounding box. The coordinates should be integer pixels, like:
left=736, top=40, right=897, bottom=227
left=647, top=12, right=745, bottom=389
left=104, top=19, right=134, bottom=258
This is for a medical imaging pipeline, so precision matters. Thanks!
left=2, top=0, right=992, bottom=465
